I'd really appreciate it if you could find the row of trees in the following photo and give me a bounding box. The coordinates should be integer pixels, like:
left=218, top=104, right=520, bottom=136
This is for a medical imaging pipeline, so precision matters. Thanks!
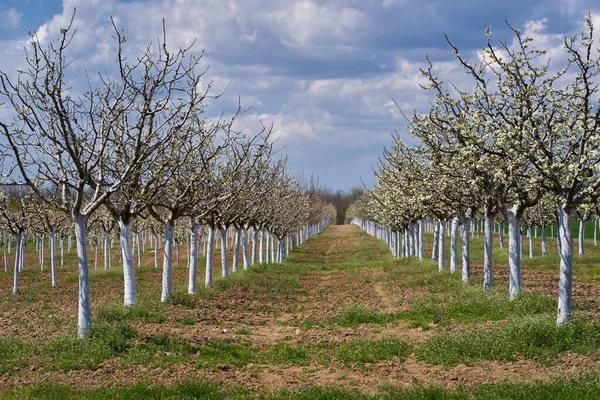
left=0, top=13, right=334, bottom=338
left=351, top=15, right=600, bottom=326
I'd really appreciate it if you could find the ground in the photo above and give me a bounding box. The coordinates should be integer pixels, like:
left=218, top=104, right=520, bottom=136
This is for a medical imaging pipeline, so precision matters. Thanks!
left=2, top=224, right=600, bottom=398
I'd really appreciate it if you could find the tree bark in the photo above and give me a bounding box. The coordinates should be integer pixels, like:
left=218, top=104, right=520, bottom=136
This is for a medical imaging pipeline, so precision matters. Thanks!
left=557, top=202, right=573, bottom=325
left=461, top=215, right=471, bottom=284
left=579, top=218, right=585, bottom=257
left=75, top=215, right=92, bottom=339
left=119, top=218, right=136, bottom=307
left=221, top=227, right=229, bottom=278
left=242, top=227, right=251, bottom=270
left=188, top=217, right=199, bottom=295
left=233, top=227, right=241, bottom=272
left=161, top=221, right=174, bottom=302
left=205, top=226, right=215, bottom=288
left=483, top=212, right=493, bottom=292
left=450, top=217, right=459, bottom=273
left=506, top=206, right=522, bottom=300
left=438, top=219, right=446, bottom=272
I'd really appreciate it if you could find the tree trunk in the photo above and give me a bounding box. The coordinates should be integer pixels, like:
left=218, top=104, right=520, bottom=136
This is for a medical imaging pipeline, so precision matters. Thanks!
left=220, top=227, right=229, bottom=278
left=438, top=219, right=446, bottom=272
left=462, top=215, right=471, bottom=284
left=19, top=235, right=25, bottom=272
left=432, top=223, right=439, bottom=261
left=528, top=228, right=533, bottom=258
left=118, top=218, right=137, bottom=307
left=60, top=236, right=64, bottom=268
left=50, top=232, right=57, bottom=288
left=579, top=218, right=585, bottom=257
left=205, top=226, right=215, bottom=288
left=153, top=233, right=159, bottom=269
left=270, top=232, right=276, bottom=262
left=40, top=234, right=44, bottom=271
left=499, top=223, right=505, bottom=249
left=557, top=202, right=573, bottom=325
left=94, top=238, right=99, bottom=271
left=74, top=215, right=92, bottom=339
left=104, top=229, right=110, bottom=270
left=13, top=234, right=20, bottom=294
left=418, top=220, right=424, bottom=261
left=137, top=232, right=142, bottom=267
left=188, top=217, right=199, bottom=295
left=484, top=212, right=493, bottom=292
left=259, top=229, right=265, bottom=264
left=161, top=220, right=174, bottom=302
left=3, top=245, right=7, bottom=273
left=542, top=226, right=547, bottom=256
left=233, top=228, right=241, bottom=272
left=506, top=206, right=522, bottom=300
left=251, top=228, right=258, bottom=265
left=242, top=227, right=251, bottom=270
left=450, top=217, right=459, bottom=273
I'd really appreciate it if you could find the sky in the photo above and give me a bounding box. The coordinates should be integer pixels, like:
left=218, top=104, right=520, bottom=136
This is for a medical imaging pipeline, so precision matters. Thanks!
left=0, top=0, right=599, bottom=190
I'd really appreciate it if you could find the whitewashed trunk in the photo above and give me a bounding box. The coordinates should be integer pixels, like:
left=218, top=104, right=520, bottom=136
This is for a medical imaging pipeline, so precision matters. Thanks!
left=270, top=232, right=276, bottom=262
left=542, top=227, right=547, bottom=256
left=19, top=235, right=25, bottom=272
left=462, top=215, right=471, bottom=284
left=506, top=206, right=521, bottom=300
left=50, top=232, right=57, bottom=288
left=153, top=233, right=159, bottom=268
left=75, top=215, right=92, bottom=339
left=528, top=228, right=533, bottom=258
left=205, top=226, right=215, bottom=288
left=60, top=236, right=64, bottom=268
left=104, top=229, right=110, bottom=270
left=251, top=228, right=258, bottom=265
left=233, top=228, right=241, bottom=272
left=220, top=227, right=229, bottom=278
left=438, top=220, right=445, bottom=272
left=418, top=220, right=424, bottom=260
left=432, top=223, right=439, bottom=261
left=579, top=218, right=585, bottom=257
left=499, top=224, right=505, bottom=248
left=3, top=245, right=7, bottom=273
left=13, top=234, right=20, bottom=294
left=118, top=218, right=136, bottom=307
left=188, top=218, right=199, bottom=295
left=40, top=234, right=45, bottom=271
left=136, top=232, right=142, bottom=267
left=242, top=227, right=251, bottom=270
left=557, top=203, right=573, bottom=325
left=483, top=213, right=493, bottom=292
left=94, top=238, right=99, bottom=271
left=161, top=221, right=174, bottom=302
left=450, top=217, right=459, bottom=273
left=259, top=229, right=265, bottom=264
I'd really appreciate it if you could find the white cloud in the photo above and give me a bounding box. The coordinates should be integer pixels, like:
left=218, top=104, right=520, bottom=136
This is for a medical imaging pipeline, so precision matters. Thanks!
left=0, top=8, right=23, bottom=30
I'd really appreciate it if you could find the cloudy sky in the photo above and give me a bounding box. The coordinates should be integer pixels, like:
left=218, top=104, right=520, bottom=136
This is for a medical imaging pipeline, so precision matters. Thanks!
left=0, top=0, right=599, bottom=190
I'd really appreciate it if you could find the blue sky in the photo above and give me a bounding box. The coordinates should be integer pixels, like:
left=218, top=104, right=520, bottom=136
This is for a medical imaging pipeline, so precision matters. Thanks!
left=1, top=0, right=599, bottom=190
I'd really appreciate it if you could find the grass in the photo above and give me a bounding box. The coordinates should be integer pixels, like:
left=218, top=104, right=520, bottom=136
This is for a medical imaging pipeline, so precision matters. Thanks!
left=417, top=315, right=600, bottom=365
left=398, top=288, right=556, bottom=326
left=331, top=305, right=401, bottom=327
left=258, top=343, right=313, bottom=366
left=96, top=301, right=166, bottom=324
left=197, top=340, right=256, bottom=368
left=334, top=338, right=412, bottom=365
left=9, top=373, right=600, bottom=399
